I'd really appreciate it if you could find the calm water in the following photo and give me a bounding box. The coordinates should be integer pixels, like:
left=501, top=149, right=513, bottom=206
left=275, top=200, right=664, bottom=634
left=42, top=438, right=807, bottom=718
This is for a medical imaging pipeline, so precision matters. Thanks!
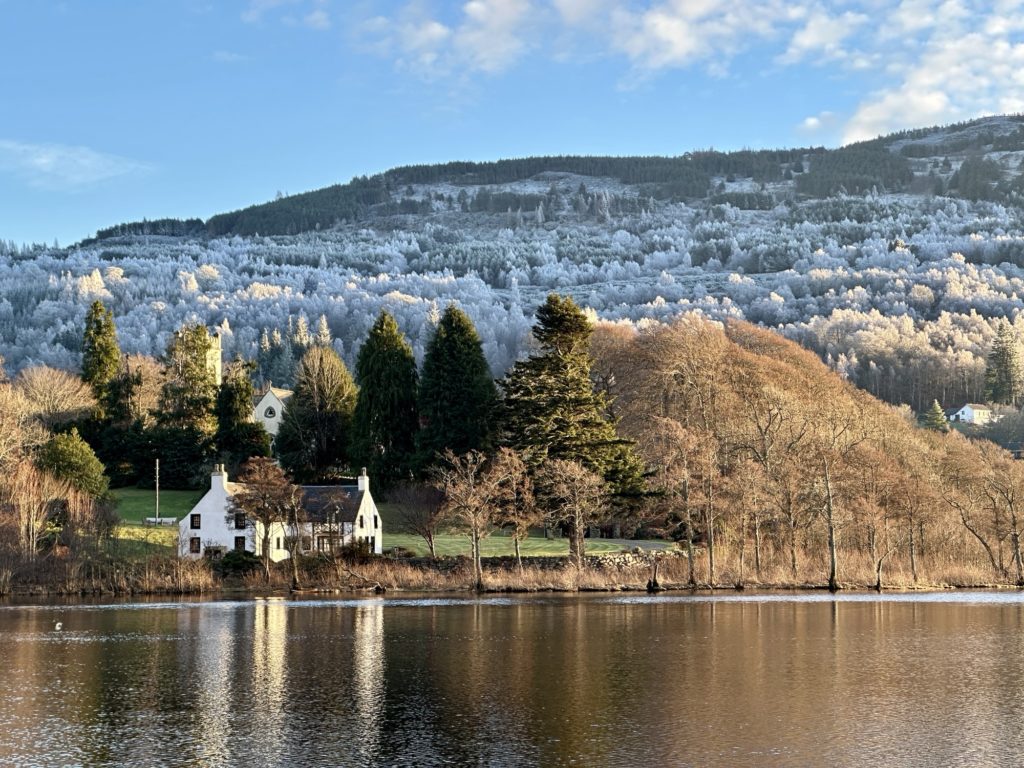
left=2, top=592, right=1024, bottom=767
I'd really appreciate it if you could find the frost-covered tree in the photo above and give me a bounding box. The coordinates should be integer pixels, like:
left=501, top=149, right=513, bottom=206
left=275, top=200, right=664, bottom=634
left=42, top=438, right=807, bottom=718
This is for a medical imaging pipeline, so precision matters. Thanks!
left=984, top=322, right=1024, bottom=406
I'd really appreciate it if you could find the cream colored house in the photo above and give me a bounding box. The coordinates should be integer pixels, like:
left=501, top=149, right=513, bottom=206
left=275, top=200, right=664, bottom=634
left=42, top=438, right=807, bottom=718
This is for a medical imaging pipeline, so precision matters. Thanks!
left=178, top=466, right=383, bottom=559
left=252, top=386, right=294, bottom=439
left=946, top=403, right=994, bottom=425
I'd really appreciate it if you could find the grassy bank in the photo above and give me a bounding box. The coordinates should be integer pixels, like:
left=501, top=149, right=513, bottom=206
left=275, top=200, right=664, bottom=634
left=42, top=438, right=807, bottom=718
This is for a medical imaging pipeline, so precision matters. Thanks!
left=112, top=488, right=201, bottom=525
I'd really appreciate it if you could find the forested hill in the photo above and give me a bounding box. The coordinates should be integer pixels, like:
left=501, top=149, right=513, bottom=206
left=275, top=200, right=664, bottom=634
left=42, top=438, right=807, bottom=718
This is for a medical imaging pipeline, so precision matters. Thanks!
left=86, top=114, right=1024, bottom=241
left=6, top=115, right=1024, bottom=422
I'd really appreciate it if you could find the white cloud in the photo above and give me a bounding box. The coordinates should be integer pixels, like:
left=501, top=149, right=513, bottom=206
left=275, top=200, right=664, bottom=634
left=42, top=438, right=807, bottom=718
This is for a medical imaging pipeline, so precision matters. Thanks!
left=778, top=10, right=867, bottom=65
left=607, top=0, right=803, bottom=73
left=365, top=0, right=535, bottom=77
left=552, top=0, right=611, bottom=25
left=304, top=8, right=331, bottom=29
left=799, top=110, right=836, bottom=133
left=0, top=140, right=151, bottom=190
left=843, top=16, right=1024, bottom=143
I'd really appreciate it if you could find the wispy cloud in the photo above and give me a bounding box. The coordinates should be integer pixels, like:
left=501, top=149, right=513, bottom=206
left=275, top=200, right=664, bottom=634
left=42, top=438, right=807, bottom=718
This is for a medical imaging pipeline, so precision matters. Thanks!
left=212, top=49, right=248, bottom=63
left=243, top=0, right=331, bottom=30
left=0, top=140, right=151, bottom=190
left=335, top=1, right=1024, bottom=141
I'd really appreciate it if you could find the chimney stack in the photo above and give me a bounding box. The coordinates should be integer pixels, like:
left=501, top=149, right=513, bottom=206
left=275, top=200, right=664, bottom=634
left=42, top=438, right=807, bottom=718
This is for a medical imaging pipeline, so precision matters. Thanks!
left=358, top=467, right=369, bottom=493
left=212, top=464, right=227, bottom=490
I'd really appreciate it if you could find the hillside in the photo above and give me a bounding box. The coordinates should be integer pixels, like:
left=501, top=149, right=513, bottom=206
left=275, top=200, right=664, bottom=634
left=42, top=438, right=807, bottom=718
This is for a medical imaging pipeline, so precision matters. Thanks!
left=596, top=315, right=1019, bottom=588
left=5, top=115, right=1024, bottom=413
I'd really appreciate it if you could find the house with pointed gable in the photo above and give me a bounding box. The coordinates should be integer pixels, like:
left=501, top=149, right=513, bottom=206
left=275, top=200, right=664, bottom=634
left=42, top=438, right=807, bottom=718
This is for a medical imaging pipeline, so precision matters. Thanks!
left=252, top=385, right=294, bottom=439
left=178, top=465, right=383, bottom=560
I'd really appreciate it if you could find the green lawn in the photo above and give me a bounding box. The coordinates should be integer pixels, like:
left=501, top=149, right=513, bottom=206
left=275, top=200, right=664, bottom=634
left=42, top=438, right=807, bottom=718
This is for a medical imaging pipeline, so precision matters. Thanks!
left=382, top=532, right=626, bottom=558
left=113, top=487, right=203, bottom=525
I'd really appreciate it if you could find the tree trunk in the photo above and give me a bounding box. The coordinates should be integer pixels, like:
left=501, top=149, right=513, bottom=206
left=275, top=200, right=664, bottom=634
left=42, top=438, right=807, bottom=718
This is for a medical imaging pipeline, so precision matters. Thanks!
left=705, top=503, right=715, bottom=588
left=262, top=531, right=272, bottom=584
left=514, top=536, right=523, bottom=574
left=788, top=511, right=799, bottom=580
left=472, top=531, right=483, bottom=591
left=427, top=533, right=436, bottom=560
left=685, top=508, right=696, bottom=588
left=908, top=516, right=918, bottom=584
left=823, top=461, right=839, bottom=593
left=753, top=511, right=762, bottom=580
left=1012, top=528, right=1024, bottom=587
left=736, top=508, right=747, bottom=589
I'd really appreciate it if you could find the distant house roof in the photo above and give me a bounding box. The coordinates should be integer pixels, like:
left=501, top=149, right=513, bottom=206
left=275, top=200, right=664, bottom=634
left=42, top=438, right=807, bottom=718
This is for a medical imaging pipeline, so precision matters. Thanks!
left=253, top=385, right=295, bottom=407
left=948, top=403, right=991, bottom=413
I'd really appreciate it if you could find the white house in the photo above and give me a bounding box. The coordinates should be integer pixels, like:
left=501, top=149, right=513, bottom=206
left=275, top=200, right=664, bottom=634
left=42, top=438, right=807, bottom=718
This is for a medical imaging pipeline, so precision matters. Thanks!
left=252, top=386, right=294, bottom=438
left=178, top=465, right=383, bottom=560
left=947, top=403, right=994, bottom=425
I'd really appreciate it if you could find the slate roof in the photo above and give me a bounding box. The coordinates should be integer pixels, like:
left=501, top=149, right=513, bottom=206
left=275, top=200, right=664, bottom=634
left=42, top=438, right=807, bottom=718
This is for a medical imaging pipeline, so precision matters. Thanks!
left=300, top=484, right=362, bottom=523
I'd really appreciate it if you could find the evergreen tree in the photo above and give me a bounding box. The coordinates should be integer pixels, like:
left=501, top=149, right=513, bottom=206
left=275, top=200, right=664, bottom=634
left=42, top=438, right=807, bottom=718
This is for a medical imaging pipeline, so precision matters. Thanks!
left=216, top=358, right=271, bottom=472
left=276, top=346, right=358, bottom=482
left=38, top=428, right=110, bottom=499
left=923, top=400, right=949, bottom=432
left=158, top=324, right=218, bottom=433
left=315, top=314, right=332, bottom=347
left=350, top=310, right=419, bottom=486
left=416, top=305, right=496, bottom=470
left=81, top=300, right=121, bottom=413
left=984, top=322, right=1024, bottom=406
left=152, top=324, right=218, bottom=488
left=500, top=294, right=645, bottom=499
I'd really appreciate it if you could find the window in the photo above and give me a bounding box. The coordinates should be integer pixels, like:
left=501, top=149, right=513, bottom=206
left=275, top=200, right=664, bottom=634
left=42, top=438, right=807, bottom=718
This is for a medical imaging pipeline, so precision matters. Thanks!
left=189, top=537, right=201, bottom=554
left=190, top=514, right=201, bottom=530
left=301, top=536, right=311, bottom=552
left=374, top=515, right=379, bottom=529
left=234, top=512, right=246, bottom=530
left=234, top=536, right=246, bottom=551
left=276, top=537, right=283, bottom=550
left=264, top=406, right=276, bottom=419
left=359, top=515, right=364, bottom=529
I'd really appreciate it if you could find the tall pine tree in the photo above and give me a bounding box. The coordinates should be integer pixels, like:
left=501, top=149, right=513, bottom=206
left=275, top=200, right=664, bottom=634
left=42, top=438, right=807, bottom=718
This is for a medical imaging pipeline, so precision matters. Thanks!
left=158, top=324, right=218, bottom=432
left=81, top=300, right=121, bottom=414
left=276, top=346, right=358, bottom=482
left=985, top=321, right=1024, bottom=406
left=500, top=294, right=645, bottom=498
left=416, top=305, right=496, bottom=470
left=350, top=311, right=418, bottom=487
left=152, top=324, right=218, bottom=488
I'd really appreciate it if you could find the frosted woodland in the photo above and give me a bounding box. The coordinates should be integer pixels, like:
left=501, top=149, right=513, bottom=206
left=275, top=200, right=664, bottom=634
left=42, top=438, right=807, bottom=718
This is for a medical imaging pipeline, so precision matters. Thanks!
left=9, top=115, right=1024, bottom=415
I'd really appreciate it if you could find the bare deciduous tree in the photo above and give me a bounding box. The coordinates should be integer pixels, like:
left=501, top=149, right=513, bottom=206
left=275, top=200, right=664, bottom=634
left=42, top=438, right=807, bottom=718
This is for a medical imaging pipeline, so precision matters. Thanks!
left=15, top=365, right=97, bottom=428
left=432, top=449, right=495, bottom=590
left=540, top=459, right=606, bottom=570
left=389, top=481, right=444, bottom=559
left=228, top=457, right=304, bottom=583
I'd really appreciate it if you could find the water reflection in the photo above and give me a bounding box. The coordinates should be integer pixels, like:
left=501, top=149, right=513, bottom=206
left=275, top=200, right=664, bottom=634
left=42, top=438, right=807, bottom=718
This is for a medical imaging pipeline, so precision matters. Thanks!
left=3, top=593, right=1024, bottom=766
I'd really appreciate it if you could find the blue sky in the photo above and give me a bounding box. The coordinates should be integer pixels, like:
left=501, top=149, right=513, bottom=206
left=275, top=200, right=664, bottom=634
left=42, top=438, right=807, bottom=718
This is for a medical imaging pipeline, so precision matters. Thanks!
left=3, top=0, right=1023, bottom=246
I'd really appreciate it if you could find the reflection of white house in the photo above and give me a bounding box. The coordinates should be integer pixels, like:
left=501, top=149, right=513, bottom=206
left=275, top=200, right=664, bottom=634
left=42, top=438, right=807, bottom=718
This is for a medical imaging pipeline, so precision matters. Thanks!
left=178, top=465, right=383, bottom=559
left=947, top=403, right=994, bottom=425
left=252, top=386, right=294, bottom=438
